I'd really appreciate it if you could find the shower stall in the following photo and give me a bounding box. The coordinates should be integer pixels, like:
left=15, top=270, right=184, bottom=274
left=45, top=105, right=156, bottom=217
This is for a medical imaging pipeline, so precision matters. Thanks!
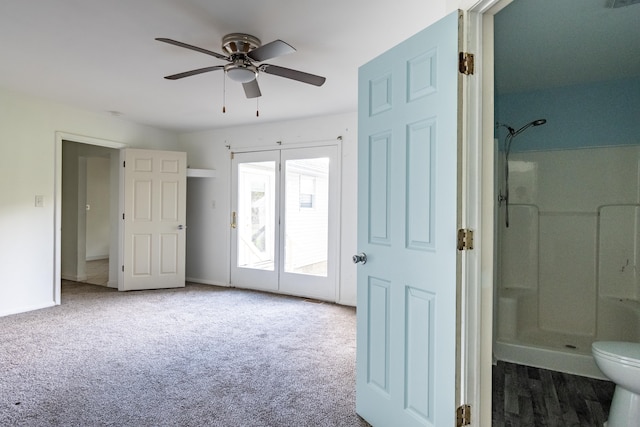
left=493, top=139, right=640, bottom=379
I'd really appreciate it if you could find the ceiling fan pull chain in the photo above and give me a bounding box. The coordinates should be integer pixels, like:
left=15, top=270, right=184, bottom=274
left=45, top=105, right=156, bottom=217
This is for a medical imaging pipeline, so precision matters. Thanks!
left=256, top=86, right=259, bottom=117
left=222, top=72, right=227, bottom=113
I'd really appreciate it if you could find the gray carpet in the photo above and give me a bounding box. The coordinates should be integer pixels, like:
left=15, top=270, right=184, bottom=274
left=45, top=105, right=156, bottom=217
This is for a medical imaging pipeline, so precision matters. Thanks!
left=0, top=282, right=370, bottom=427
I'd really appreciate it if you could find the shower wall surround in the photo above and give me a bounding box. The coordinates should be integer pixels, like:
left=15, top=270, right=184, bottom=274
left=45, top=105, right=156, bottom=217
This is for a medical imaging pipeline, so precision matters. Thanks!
left=494, top=76, right=640, bottom=377
left=495, top=145, right=640, bottom=378
left=502, top=145, right=640, bottom=336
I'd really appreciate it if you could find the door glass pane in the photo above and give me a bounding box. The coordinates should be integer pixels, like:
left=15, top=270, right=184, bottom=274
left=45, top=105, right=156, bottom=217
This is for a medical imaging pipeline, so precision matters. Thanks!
left=284, top=157, right=330, bottom=276
left=237, top=161, right=275, bottom=271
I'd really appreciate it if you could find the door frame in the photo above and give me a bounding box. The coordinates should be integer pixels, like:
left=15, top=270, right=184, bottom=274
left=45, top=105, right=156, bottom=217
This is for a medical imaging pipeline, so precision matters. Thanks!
left=54, top=132, right=125, bottom=304
left=462, top=0, right=512, bottom=425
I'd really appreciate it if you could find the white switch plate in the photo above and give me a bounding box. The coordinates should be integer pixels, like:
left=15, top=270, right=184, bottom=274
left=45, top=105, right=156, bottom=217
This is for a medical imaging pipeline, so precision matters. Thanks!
left=35, top=195, right=44, bottom=207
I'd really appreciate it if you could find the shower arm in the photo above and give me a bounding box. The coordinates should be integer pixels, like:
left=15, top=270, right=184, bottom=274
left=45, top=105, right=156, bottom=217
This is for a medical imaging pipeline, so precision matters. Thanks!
left=496, top=123, right=512, bottom=208
left=503, top=133, right=514, bottom=228
left=497, top=119, right=546, bottom=228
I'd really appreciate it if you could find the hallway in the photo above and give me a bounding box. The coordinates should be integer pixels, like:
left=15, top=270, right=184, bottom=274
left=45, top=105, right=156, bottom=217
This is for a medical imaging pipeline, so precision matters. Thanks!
left=84, top=259, right=108, bottom=286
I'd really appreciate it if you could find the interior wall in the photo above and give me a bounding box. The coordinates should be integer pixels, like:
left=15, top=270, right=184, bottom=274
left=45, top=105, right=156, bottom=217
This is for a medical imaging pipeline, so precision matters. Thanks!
left=86, top=156, right=110, bottom=260
left=179, top=112, right=358, bottom=305
left=496, top=77, right=640, bottom=152
left=61, top=143, right=84, bottom=282
left=0, top=86, right=179, bottom=316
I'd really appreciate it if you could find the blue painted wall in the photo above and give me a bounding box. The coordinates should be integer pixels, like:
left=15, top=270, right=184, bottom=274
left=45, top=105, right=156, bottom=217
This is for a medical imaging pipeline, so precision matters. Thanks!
left=496, top=77, right=640, bottom=152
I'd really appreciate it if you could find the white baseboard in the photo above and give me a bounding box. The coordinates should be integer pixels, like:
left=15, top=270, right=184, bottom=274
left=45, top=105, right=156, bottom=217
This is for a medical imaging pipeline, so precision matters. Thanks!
left=185, top=277, right=230, bottom=287
left=61, top=273, right=87, bottom=282
left=336, top=298, right=356, bottom=307
left=85, top=255, right=108, bottom=261
left=0, top=301, right=57, bottom=317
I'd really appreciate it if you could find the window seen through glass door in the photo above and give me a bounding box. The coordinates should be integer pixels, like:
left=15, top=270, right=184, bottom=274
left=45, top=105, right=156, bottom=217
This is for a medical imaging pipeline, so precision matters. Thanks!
left=284, top=157, right=330, bottom=277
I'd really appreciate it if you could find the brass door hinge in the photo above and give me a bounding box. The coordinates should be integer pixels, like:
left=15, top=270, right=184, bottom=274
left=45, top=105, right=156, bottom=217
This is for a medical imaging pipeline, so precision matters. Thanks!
left=457, top=228, right=474, bottom=251
left=456, top=404, right=471, bottom=426
left=459, top=52, right=474, bottom=75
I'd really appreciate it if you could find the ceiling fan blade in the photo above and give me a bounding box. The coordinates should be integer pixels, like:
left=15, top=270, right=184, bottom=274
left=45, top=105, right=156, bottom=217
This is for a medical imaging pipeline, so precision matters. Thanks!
left=164, top=65, right=224, bottom=80
left=247, top=40, right=295, bottom=62
left=242, top=79, right=262, bottom=98
left=156, top=38, right=229, bottom=61
left=260, top=64, right=326, bottom=86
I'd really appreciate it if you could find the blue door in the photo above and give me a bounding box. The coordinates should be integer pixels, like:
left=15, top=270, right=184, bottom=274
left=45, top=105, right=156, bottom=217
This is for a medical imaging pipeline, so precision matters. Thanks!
left=356, top=11, right=460, bottom=427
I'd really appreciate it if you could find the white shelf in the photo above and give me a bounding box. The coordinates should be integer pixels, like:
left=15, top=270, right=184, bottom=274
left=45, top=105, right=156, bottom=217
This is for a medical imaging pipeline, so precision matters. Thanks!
left=187, top=168, right=217, bottom=178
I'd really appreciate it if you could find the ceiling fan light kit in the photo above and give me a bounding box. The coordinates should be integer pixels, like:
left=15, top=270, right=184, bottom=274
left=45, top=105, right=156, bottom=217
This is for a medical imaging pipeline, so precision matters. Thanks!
left=224, top=63, right=257, bottom=83
left=156, top=33, right=326, bottom=112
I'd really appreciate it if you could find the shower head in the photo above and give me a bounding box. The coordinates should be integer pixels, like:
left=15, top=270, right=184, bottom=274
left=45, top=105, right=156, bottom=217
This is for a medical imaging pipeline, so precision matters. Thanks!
left=502, top=118, right=547, bottom=157
left=511, top=118, right=547, bottom=137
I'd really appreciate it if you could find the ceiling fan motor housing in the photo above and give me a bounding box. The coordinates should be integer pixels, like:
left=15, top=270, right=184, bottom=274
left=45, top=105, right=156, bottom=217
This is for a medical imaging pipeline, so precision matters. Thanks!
left=222, top=33, right=261, bottom=56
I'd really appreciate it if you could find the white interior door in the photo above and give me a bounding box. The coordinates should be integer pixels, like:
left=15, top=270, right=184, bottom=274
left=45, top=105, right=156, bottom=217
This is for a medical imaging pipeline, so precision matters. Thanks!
left=355, top=11, right=461, bottom=427
left=230, top=146, right=339, bottom=301
left=119, top=148, right=187, bottom=291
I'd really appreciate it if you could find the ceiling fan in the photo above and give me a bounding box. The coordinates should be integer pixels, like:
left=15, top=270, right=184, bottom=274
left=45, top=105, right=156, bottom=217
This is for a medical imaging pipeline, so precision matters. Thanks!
left=156, top=33, right=326, bottom=99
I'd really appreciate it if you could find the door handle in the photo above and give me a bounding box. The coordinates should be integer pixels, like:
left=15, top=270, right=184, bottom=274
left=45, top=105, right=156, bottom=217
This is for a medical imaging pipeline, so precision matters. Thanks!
left=231, top=211, right=237, bottom=229
left=352, top=253, right=367, bottom=265
left=178, top=224, right=186, bottom=230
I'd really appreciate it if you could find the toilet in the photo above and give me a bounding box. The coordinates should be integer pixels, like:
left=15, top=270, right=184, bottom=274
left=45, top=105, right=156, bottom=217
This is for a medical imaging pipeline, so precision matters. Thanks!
left=592, top=341, right=640, bottom=427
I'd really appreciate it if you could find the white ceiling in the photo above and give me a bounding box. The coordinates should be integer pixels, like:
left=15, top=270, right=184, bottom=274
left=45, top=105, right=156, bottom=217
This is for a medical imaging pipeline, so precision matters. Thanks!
left=0, top=0, right=443, bottom=133
left=1, top=1, right=638, bottom=133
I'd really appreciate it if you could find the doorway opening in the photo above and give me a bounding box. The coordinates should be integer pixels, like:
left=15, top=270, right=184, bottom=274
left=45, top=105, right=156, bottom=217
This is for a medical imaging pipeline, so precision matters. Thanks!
left=54, top=132, right=125, bottom=304
left=492, top=0, right=640, bottom=378
left=61, top=141, right=118, bottom=288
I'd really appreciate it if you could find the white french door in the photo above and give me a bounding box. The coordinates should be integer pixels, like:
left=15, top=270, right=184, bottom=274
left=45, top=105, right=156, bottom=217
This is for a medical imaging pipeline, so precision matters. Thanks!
left=230, top=145, right=339, bottom=301
left=230, top=150, right=280, bottom=292
left=279, top=146, right=339, bottom=300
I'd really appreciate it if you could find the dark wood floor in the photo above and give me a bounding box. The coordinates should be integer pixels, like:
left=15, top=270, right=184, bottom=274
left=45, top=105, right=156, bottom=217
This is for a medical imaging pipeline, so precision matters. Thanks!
left=493, top=361, right=616, bottom=427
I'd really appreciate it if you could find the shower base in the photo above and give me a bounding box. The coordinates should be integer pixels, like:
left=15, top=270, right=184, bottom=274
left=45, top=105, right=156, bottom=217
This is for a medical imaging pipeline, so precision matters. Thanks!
left=495, top=330, right=605, bottom=379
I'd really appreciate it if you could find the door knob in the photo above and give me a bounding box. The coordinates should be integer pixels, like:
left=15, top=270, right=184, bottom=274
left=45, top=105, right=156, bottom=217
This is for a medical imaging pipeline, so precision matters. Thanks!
left=352, top=253, right=367, bottom=264
left=178, top=224, right=186, bottom=230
